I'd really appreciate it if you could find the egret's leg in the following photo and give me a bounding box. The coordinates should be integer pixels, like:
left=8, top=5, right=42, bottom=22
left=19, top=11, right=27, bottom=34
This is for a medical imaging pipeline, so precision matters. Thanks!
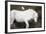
left=24, top=19, right=29, bottom=28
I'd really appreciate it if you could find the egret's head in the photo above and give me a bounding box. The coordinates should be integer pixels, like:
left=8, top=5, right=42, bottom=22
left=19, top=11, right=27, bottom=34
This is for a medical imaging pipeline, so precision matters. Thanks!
left=22, top=6, right=25, bottom=10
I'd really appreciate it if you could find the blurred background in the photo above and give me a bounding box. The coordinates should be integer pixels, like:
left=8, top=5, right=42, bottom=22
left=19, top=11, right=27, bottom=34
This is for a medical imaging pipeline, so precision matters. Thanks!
left=10, top=5, right=42, bottom=29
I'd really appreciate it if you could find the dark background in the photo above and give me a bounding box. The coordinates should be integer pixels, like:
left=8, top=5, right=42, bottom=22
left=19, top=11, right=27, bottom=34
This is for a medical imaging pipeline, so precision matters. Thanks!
left=10, top=5, right=42, bottom=29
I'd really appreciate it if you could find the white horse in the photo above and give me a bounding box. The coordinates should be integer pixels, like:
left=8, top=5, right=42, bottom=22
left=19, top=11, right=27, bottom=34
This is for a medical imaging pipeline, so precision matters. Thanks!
left=10, top=7, right=38, bottom=28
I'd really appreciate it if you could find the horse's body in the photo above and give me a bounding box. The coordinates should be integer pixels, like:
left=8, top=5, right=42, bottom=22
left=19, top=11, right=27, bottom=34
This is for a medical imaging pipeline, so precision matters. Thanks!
left=10, top=9, right=38, bottom=28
